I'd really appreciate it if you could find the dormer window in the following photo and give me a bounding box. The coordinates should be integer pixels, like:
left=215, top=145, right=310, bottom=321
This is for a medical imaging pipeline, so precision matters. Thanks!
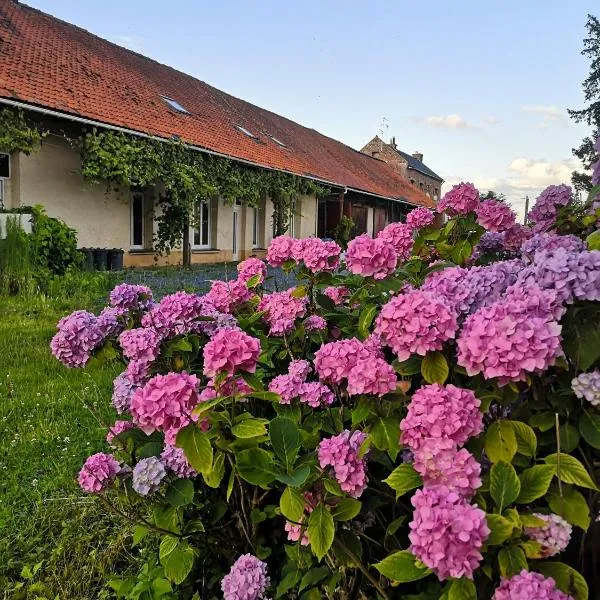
left=234, top=125, right=258, bottom=139
left=161, top=96, right=190, bottom=114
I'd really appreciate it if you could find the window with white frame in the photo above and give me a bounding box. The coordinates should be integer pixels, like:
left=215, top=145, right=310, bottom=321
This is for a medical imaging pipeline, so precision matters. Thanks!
left=130, top=191, right=145, bottom=249
left=191, top=199, right=211, bottom=249
left=252, top=206, right=264, bottom=248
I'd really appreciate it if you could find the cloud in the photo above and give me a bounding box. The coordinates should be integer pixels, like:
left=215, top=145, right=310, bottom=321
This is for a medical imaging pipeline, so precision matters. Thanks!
left=483, top=116, right=502, bottom=125
left=521, top=105, right=567, bottom=128
left=442, top=156, right=581, bottom=219
left=410, top=114, right=470, bottom=129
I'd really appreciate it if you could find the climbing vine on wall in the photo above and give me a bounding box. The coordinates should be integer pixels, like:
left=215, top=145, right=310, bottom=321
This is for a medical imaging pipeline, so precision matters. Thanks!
left=77, top=129, right=331, bottom=255
left=0, top=107, right=46, bottom=154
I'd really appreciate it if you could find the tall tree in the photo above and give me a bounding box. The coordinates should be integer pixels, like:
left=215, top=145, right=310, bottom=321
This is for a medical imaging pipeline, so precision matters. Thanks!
left=568, top=14, right=600, bottom=192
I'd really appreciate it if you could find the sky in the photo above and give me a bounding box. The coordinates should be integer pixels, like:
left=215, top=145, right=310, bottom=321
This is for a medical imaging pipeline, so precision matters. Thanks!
left=26, top=0, right=599, bottom=216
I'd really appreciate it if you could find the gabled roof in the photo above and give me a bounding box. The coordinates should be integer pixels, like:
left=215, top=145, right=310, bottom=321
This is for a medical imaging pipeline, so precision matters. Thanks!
left=0, top=1, right=434, bottom=208
left=394, top=148, right=444, bottom=183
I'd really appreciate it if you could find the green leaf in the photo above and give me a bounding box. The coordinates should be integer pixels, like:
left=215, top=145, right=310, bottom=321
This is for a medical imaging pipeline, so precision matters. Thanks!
left=269, top=417, right=300, bottom=470
left=529, top=412, right=555, bottom=432
left=383, top=463, right=423, bottom=498
left=299, top=566, right=330, bottom=592
left=448, top=577, right=476, bottom=600
left=203, top=451, right=226, bottom=488
left=543, top=453, right=598, bottom=490
left=485, top=420, right=518, bottom=463
left=132, top=525, right=149, bottom=546
left=490, top=461, right=521, bottom=512
left=276, top=465, right=310, bottom=487
left=371, top=417, right=400, bottom=461
left=498, top=546, right=527, bottom=578
left=307, top=504, right=335, bottom=561
left=351, top=397, right=374, bottom=426
left=547, top=486, right=591, bottom=531
left=165, top=479, right=195, bottom=507
left=536, top=562, right=588, bottom=600
left=579, top=411, right=600, bottom=449
left=516, top=464, right=555, bottom=503
left=231, top=418, right=268, bottom=438
left=358, top=304, right=378, bottom=339
left=236, top=448, right=276, bottom=487
left=176, top=425, right=213, bottom=475
left=276, top=565, right=301, bottom=598
left=393, top=356, right=422, bottom=376
left=246, top=273, right=262, bottom=288
left=292, top=285, right=308, bottom=298
left=373, top=550, right=431, bottom=583
left=331, top=498, right=361, bottom=522
left=316, top=293, right=335, bottom=311
left=247, top=391, right=282, bottom=402
left=508, top=421, right=537, bottom=457
left=159, top=537, right=195, bottom=584
left=280, top=487, right=305, bottom=522
left=451, top=238, right=472, bottom=265
left=421, top=351, right=449, bottom=384
left=559, top=423, right=580, bottom=453
left=138, top=441, right=164, bottom=459
left=486, top=514, right=516, bottom=545
left=562, top=306, right=600, bottom=371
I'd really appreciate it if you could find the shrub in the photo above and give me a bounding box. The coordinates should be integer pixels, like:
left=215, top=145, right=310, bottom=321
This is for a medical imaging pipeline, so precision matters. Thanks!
left=52, top=183, right=600, bottom=600
left=0, top=215, right=35, bottom=295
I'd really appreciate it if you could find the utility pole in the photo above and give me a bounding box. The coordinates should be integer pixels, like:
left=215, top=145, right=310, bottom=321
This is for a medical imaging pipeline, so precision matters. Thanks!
left=523, top=195, right=530, bottom=225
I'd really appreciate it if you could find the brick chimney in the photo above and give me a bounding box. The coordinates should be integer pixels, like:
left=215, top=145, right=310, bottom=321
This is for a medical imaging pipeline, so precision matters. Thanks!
left=412, top=151, right=424, bottom=162
left=371, top=150, right=380, bottom=159
left=390, top=136, right=397, bottom=149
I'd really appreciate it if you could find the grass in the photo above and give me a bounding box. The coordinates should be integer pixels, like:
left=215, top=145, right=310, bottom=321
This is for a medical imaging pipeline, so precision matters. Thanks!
left=0, top=262, right=295, bottom=599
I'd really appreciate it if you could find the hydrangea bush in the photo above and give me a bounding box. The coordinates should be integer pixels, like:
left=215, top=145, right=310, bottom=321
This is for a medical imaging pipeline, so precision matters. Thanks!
left=51, top=183, right=600, bottom=600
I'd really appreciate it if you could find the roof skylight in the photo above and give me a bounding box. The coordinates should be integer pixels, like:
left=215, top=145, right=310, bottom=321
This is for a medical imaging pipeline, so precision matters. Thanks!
left=161, top=96, right=190, bottom=114
left=268, top=135, right=287, bottom=148
left=234, top=124, right=257, bottom=139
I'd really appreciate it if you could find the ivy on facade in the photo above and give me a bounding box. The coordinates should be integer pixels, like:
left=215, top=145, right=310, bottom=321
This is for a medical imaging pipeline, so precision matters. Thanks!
left=78, top=129, right=331, bottom=255
left=0, top=107, right=46, bottom=154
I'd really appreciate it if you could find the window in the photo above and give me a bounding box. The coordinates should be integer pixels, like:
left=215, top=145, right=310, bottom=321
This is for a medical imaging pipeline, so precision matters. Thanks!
left=130, top=191, right=145, bottom=249
left=234, top=125, right=257, bottom=139
left=161, top=96, right=190, bottom=114
left=252, top=206, right=264, bottom=248
left=268, top=135, right=287, bottom=148
left=0, top=153, right=9, bottom=178
left=191, top=199, right=211, bottom=249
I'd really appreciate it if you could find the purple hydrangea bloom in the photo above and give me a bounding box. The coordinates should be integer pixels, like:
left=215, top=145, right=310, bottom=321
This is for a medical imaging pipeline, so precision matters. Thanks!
left=119, top=327, right=162, bottom=364
left=50, top=310, right=104, bottom=368
left=132, top=456, right=167, bottom=496
left=78, top=452, right=121, bottom=493
left=109, top=283, right=154, bottom=311
left=493, top=570, right=574, bottom=600
left=96, top=306, right=126, bottom=338
left=304, top=314, right=327, bottom=331
left=161, top=444, right=197, bottom=478
left=141, top=291, right=210, bottom=336
left=525, top=513, right=572, bottom=557
left=528, top=184, right=573, bottom=232
left=112, top=372, right=140, bottom=413
left=521, top=233, right=585, bottom=259
left=473, top=231, right=504, bottom=256
left=221, top=554, right=270, bottom=600
left=572, top=370, right=600, bottom=407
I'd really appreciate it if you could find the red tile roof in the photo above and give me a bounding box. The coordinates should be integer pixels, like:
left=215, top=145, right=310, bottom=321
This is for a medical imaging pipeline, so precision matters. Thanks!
left=0, top=0, right=434, bottom=208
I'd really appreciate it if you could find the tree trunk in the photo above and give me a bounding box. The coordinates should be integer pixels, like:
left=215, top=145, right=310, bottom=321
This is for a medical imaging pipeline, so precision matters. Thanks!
left=182, top=216, right=191, bottom=267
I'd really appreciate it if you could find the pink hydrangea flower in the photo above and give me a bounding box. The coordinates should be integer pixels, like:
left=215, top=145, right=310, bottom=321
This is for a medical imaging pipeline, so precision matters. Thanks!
left=438, top=182, right=480, bottom=216
left=502, top=223, right=532, bottom=250
left=221, top=554, right=270, bottom=600
left=268, top=373, right=304, bottom=404
left=109, top=283, right=153, bottom=311
left=345, top=234, right=398, bottom=279
left=476, top=199, right=517, bottom=232
left=400, top=384, right=483, bottom=451
left=492, top=570, right=574, bottom=600
left=285, top=521, right=309, bottom=545
left=412, top=438, right=482, bottom=499
left=106, top=420, right=134, bottom=445
left=205, top=279, right=253, bottom=313
left=346, top=355, right=397, bottom=397
left=51, top=310, right=104, bottom=368
left=298, top=381, right=335, bottom=408
left=236, top=257, right=267, bottom=284
left=118, top=328, right=162, bottom=364
left=125, top=359, right=151, bottom=385
left=294, top=237, right=341, bottom=272
left=457, top=291, right=563, bottom=384
left=289, top=359, right=311, bottom=380
left=314, top=338, right=372, bottom=384
left=130, top=371, right=200, bottom=438
left=266, top=235, right=295, bottom=267
left=406, top=207, right=435, bottom=230
left=112, top=372, right=140, bottom=413
left=78, top=452, right=121, bottom=493
left=304, top=314, right=327, bottom=331
left=318, top=430, right=368, bottom=498
left=258, top=290, right=308, bottom=335
left=525, top=513, right=572, bottom=557
left=375, top=290, right=457, bottom=360
left=141, top=291, right=207, bottom=336
left=161, top=444, right=197, bottom=478
left=377, top=222, right=414, bottom=260
left=324, top=286, right=350, bottom=305
left=409, top=486, right=489, bottom=580
left=96, top=306, right=126, bottom=338
left=203, top=328, right=260, bottom=377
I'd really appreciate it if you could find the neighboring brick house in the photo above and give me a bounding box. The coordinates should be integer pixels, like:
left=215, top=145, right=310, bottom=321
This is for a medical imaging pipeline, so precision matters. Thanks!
left=0, top=1, right=433, bottom=266
left=360, top=136, right=444, bottom=202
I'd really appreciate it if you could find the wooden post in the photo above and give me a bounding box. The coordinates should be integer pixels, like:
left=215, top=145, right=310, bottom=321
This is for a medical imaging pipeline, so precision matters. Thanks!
left=182, top=216, right=191, bottom=267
